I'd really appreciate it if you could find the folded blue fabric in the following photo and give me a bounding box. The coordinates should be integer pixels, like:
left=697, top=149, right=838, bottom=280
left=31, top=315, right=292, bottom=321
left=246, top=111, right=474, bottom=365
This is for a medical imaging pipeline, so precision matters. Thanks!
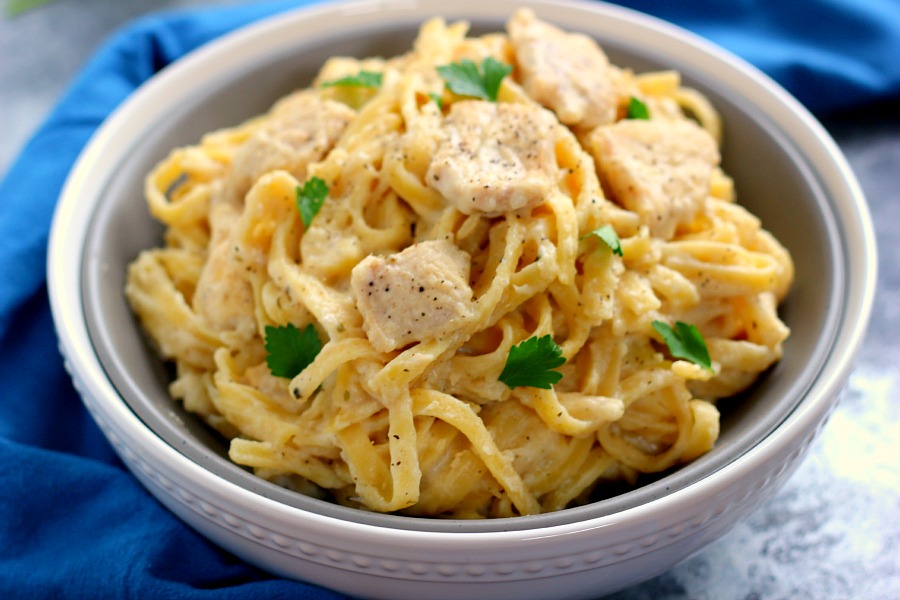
left=0, top=0, right=897, bottom=597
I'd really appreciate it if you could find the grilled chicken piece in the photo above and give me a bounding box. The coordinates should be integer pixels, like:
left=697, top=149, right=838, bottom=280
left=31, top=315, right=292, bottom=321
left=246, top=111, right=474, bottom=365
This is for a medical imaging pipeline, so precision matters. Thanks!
left=192, top=204, right=257, bottom=337
left=351, top=240, right=475, bottom=352
left=589, top=119, right=719, bottom=239
left=426, top=100, right=560, bottom=216
left=508, top=8, right=618, bottom=129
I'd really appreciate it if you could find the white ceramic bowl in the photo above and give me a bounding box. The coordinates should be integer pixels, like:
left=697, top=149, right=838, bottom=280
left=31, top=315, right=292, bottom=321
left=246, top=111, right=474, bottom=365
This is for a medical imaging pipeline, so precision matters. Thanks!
left=48, top=0, right=876, bottom=598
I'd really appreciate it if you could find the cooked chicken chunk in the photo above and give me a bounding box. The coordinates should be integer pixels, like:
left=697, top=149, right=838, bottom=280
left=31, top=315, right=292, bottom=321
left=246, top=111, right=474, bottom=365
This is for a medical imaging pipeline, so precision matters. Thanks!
left=224, top=91, right=355, bottom=205
left=351, top=240, right=475, bottom=352
left=508, top=8, right=617, bottom=129
left=426, top=101, right=560, bottom=216
left=192, top=204, right=256, bottom=337
left=589, top=119, right=719, bottom=239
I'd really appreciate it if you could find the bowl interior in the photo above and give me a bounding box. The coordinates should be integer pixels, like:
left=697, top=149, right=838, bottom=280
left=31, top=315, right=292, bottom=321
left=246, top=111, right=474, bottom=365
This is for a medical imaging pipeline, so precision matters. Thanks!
left=79, top=2, right=844, bottom=533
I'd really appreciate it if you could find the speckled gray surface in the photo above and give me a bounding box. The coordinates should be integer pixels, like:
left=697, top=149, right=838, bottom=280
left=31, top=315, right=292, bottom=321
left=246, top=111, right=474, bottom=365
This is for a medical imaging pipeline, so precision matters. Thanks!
left=2, top=1, right=898, bottom=598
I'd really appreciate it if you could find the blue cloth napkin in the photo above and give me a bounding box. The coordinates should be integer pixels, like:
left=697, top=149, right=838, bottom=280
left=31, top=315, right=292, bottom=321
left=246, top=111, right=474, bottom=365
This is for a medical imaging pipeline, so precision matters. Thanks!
left=1, top=0, right=898, bottom=597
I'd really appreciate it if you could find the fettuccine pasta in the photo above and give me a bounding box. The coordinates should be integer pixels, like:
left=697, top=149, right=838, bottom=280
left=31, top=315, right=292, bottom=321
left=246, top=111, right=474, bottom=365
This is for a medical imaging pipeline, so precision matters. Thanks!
left=126, top=9, right=793, bottom=518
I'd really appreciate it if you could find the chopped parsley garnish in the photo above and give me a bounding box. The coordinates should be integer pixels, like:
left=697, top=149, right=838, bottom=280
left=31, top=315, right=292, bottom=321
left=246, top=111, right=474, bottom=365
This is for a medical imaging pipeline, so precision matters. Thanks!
left=652, top=320, right=713, bottom=372
left=581, top=224, right=623, bottom=257
left=626, top=96, right=650, bottom=120
left=428, top=92, right=444, bottom=110
left=296, top=176, right=328, bottom=227
left=499, top=334, right=566, bottom=389
left=437, top=57, right=512, bottom=102
left=264, top=323, right=323, bottom=379
left=320, top=70, right=383, bottom=89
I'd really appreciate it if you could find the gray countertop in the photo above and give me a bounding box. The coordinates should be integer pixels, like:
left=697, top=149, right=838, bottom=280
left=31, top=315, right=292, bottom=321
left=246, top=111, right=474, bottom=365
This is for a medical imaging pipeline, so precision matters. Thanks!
left=2, top=1, right=897, bottom=598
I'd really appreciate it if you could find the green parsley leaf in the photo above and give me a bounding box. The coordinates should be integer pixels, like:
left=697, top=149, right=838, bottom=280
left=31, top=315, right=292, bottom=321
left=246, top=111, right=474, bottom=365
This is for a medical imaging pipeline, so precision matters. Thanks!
left=296, top=176, right=328, bottom=227
left=480, top=57, right=514, bottom=101
left=437, top=57, right=512, bottom=102
left=626, top=96, right=650, bottom=120
left=264, top=323, right=323, bottom=379
left=428, top=92, right=444, bottom=111
left=581, top=224, right=623, bottom=257
left=320, top=70, right=383, bottom=89
left=652, top=320, right=713, bottom=372
left=499, top=334, right=566, bottom=389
